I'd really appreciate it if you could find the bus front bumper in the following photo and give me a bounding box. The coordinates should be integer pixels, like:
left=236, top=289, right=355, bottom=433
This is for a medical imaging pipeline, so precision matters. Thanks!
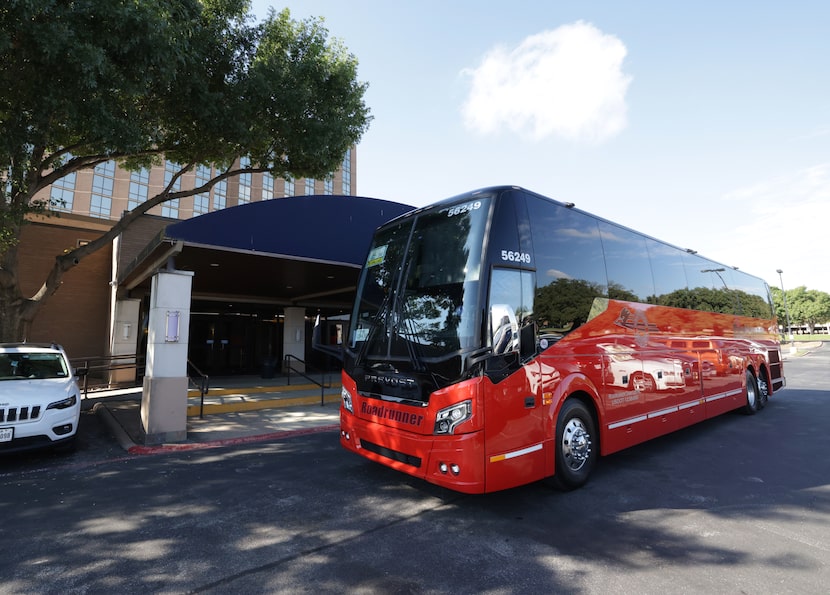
left=340, top=410, right=486, bottom=494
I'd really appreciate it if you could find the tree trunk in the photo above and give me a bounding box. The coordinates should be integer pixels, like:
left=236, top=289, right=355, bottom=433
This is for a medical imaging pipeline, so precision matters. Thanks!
left=0, top=238, right=54, bottom=343
left=0, top=289, right=36, bottom=343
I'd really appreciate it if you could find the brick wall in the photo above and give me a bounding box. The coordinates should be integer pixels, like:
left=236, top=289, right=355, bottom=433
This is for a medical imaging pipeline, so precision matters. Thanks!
left=19, top=221, right=112, bottom=359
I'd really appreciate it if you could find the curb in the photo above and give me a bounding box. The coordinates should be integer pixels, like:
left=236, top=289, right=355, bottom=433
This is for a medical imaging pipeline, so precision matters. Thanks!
left=124, top=424, right=340, bottom=455
left=92, top=402, right=137, bottom=452
left=93, top=400, right=340, bottom=455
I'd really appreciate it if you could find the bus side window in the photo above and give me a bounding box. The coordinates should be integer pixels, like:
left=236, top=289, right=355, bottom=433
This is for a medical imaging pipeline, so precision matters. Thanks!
left=525, top=195, right=607, bottom=339
left=489, top=268, right=536, bottom=361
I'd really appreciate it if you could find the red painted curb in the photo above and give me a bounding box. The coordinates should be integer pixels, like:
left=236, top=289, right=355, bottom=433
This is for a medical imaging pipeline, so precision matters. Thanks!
left=126, top=424, right=339, bottom=455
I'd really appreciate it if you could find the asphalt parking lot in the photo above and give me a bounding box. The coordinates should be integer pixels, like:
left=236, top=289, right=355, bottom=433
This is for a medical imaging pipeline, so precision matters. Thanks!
left=1, top=344, right=828, bottom=594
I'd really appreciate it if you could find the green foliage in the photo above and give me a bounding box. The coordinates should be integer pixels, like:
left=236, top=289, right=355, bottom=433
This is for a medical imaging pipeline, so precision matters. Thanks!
left=0, top=0, right=371, bottom=339
left=657, top=286, right=772, bottom=318
left=534, top=278, right=777, bottom=341
left=1, top=0, right=370, bottom=233
left=772, top=286, right=830, bottom=330
left=535, top=278, right=606, bottom=330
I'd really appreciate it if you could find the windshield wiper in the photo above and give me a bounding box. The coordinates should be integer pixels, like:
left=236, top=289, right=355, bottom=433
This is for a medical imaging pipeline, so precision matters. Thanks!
left=354, top=288, right=395, bottom=367
left=396, top=296, right=427, bottom=373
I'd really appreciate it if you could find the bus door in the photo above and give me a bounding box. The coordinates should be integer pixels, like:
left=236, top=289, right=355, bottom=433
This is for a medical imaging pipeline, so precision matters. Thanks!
left=484, top=269, right=548, bottom=491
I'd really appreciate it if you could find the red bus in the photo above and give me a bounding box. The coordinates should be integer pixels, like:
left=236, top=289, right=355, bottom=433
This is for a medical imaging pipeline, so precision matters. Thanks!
left=337, top=186, right=785, bottom=493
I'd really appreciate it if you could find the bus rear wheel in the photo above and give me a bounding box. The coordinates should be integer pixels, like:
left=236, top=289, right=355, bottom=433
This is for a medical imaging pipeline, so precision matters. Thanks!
left=742, top=370, right=761, bottom=415
left=550, top=399, right=597, bottom=491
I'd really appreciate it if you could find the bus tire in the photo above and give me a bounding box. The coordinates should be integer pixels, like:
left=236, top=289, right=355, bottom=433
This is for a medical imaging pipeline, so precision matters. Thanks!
left=551, top=399, right=597, bottom=491
left=742, top=369, right=760, bottom=415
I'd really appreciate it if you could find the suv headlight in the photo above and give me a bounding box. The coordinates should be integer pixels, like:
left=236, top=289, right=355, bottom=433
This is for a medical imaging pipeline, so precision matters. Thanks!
left=434, top=400, right=472, bottom=435
left=47, top=395, right=77, bottom=410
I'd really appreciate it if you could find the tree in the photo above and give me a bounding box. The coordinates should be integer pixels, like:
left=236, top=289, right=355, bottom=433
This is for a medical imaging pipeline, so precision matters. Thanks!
left=0, top=0, right=370, bottom=341
left=770, top=286, right=792, bottom=333
left=786, top=287, right=830, bottom=333
left=771, top=286, right=830, bottom=333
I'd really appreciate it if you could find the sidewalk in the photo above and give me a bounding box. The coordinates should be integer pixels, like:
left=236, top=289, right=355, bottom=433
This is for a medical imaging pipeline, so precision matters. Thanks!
left=88, top=373, right=342, bottom=454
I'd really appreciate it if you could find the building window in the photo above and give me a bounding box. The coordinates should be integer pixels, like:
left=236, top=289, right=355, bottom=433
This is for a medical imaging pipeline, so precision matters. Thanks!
left=324, top=177, right=333, bottom=195
left=161, top=198, right=179, bottom=218
left=213, top=179, right=227, bottom=210
left=305, top=178, right=315, bottom=195
left=162, top=161, right=181, bottom=218
left=50, top=172, right=76, bottom=212
left=164, top=161, right=182, bottom=191
left=342, top=148, right=352, bottom=195
left=193, top=164, right=211, bottom=216
left=90, top=160, right=115, bottom=219
left=238, top=156, right=251, bottom=204
left=284, top=178, right=294, bottom=197
left=262, top=172, right=274, bottom=200
left=128, top=168, right=150, bottom=211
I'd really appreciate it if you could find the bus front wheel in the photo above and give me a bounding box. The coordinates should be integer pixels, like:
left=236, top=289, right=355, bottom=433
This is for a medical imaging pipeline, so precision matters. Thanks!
left=550, top=399, right=598, bottom=491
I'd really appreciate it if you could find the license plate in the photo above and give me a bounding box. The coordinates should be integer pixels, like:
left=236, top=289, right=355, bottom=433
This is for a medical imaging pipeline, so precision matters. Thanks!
left=0, top=427, right=13, bottom=443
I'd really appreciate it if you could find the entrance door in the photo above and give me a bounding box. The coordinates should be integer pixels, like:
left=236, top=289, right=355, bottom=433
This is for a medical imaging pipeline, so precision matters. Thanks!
left=188, top=307, right=282, bottom=375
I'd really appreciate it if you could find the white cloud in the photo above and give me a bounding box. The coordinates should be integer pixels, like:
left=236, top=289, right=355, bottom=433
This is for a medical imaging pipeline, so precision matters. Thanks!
left=460, top=21, right=632, bottom=143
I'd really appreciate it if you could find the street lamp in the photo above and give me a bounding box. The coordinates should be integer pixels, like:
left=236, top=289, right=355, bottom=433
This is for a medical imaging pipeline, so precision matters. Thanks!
left=776, top=269, right=794, bottom=351
left=701, top=267, right=727, bottom=288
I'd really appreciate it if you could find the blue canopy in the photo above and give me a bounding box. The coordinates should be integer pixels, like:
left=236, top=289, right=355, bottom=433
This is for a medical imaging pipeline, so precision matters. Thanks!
left=165, top=194, right=414, bottom=266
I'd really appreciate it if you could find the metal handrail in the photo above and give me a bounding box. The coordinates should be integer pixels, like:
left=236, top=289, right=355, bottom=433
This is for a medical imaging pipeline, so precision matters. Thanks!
left=187, top=359, right=210, bottom=419
left=68, top=355, right=210, bottom=418
left=283, top=354, right=331, bottom=406
left=70, top=353, right=145, bottom=398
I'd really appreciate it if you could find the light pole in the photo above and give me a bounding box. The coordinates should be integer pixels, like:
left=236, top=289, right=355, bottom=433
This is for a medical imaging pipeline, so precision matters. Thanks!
left=701, top=267, right=727, bottom=288
left=776, top=269, right=794, bottom=351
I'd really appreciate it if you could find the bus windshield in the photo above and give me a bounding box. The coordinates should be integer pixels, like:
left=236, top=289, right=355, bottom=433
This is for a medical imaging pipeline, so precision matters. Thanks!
left=348, top=197, right=490, bottom=373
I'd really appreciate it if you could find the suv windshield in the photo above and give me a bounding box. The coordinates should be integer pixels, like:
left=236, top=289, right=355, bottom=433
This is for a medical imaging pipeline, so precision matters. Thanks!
left=349, top=196, right=490, bottom=368
left=0, top=353, right=69, bottom=380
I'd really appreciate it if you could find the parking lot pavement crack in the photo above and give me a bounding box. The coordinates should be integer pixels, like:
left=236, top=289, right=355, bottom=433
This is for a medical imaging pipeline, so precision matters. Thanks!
left=186, top=493, right=467, bottom=594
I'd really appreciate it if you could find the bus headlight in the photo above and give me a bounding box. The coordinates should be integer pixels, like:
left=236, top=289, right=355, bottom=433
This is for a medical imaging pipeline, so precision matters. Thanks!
left=342, top=387, right=354, bottom=414
left=434, top=400, right=471, bottom=435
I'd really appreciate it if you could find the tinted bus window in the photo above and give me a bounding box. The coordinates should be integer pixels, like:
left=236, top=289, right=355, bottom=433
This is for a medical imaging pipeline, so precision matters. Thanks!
left=526, top=196, right=607, bottom=338
left=727, top=269, right=774, bottom=318
left=681, top=254, right=735, bottom=314
left=488, top=190, right=533, bottom=269
left=598, top=221, right=655, bottom=303
left=489, top=268, right=535, bottom=355
left=646, top=239, right=689, bottom=301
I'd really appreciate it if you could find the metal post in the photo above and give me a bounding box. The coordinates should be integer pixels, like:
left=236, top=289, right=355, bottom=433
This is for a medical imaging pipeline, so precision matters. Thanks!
left=776, top=269, right=794, bottom=351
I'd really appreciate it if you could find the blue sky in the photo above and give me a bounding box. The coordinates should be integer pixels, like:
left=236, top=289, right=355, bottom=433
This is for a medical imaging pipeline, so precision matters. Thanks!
left=252, top=1, right=830, bottom=294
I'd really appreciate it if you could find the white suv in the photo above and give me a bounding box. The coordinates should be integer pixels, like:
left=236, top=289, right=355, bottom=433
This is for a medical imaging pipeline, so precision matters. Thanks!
left=0, top=343, right=83, bottom=453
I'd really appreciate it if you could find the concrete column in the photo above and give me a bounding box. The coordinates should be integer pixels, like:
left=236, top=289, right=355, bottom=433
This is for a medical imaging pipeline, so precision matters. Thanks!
left=283, top=307, right=306, bottom=373
left=141, top=270, right=194, bottom=444
left=109, top=298, right=141, bottom=385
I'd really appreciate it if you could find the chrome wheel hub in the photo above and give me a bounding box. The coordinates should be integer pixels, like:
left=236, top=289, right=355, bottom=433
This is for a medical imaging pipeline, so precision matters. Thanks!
left=562, top=418, right=592, bottom=471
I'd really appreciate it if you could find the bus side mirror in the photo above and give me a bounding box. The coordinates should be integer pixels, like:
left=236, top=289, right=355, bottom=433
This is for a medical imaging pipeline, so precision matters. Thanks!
left=312, top=315, right=344, bottom=361
left=490, top=304, right=519, bottom=356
